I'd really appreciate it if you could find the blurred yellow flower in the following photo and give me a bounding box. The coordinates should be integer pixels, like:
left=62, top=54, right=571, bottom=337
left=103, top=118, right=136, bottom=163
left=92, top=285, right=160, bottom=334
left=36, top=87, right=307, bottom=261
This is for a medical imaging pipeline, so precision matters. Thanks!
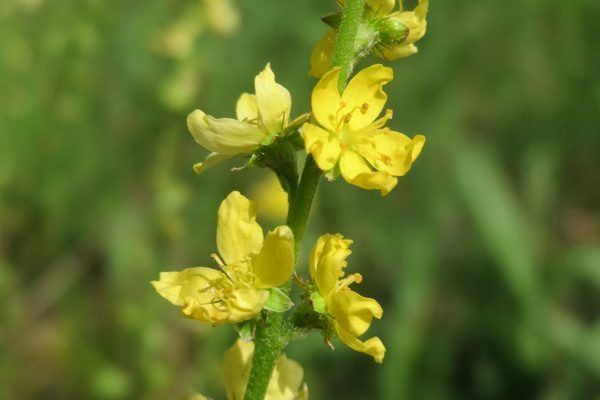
left=223, top=339, right=309, bottom=400
left=203, top=0, right=240, bottom=37
left=151, top=191, right=294, bottom=325
left=309, top=0, right=429, bottom=78
left=302, top=64, right=425, bottom=195
left=309, top=234, right=385, bottom=363
left=250, top=174, right=289, bottom=221
left=187, top=64, right=293, bottom=174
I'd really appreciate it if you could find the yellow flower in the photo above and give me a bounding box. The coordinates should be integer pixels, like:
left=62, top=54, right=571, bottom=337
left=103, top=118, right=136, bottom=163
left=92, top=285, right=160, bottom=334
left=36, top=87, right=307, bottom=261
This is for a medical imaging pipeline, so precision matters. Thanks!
left=187, top=64, right=293, bottom=174
left=203, top=0, right=240, bottom=37
left=309, top=234, right=385, bottom=363
left=250, top=174, right=289, bottom=221
left=151, top=191, right=294, bottom=325
left=223, top=339, right=309, bottom=400
left=302, top=64, right=425, bottom=196
left=309, top=0, right=429, bottom=78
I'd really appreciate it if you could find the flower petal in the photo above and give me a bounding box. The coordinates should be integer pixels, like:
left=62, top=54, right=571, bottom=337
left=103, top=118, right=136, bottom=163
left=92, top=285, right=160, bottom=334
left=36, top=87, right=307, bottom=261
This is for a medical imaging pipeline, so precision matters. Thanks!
left=312, top=67, right=343, bottom=132
left=151, top=267, right=227, bottom=306
left=223, top=339, right=254, bottom=400
left=217, top=191, right=264, bottom=264
left=187, top=109, right=264, bottom=154
left=355, top=132, right=425, bottom=176
left=192, top=152, right=233, bottom=174
left=253, top=225, right=295, bottom=288
left=329, top=289, right=383, bottom=337
left=309, top=233, right=353, bottom=297
left=301, top=123, right=342, bottom=171
left=269, top=353, right=306, bottom=400
left=336, top=325, right=386, bottom=363
left=339, top=150, right=397, bottom=195
left=309, top=29, right=336, bottom=78
left=255, top=63, right=291, bottom=133
left=236, top=93, right=258, bottom=122
left=223, top=339, right=308, bottom=400
left=341, top=64, right=393, bottom=131
left=226, top=288, right=269, bottom=322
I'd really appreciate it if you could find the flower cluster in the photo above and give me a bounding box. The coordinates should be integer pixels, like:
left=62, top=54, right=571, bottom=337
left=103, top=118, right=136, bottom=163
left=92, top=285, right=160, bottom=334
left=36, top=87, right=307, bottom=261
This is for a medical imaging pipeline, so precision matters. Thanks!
left=152, top=0, right=430, bottom=398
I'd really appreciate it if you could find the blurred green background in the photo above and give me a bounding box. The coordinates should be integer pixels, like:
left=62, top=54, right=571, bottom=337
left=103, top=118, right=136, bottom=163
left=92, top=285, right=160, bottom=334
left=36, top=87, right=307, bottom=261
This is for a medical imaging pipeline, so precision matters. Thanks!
left=1, top=0, right=599, bottom=398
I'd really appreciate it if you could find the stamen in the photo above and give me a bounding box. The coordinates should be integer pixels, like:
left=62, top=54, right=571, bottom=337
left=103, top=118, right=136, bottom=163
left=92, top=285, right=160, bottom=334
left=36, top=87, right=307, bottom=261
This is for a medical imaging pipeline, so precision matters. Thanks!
left=360, top=103, right=369, bottom=114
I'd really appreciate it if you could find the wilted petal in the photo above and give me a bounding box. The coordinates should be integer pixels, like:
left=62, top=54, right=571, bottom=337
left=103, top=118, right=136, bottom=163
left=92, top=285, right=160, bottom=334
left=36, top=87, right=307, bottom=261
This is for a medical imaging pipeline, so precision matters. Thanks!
left=329, top=289, right=383, bottom=337
left=187, top=109, right=264, bottom=154
left=336, top=326, right=386, bottom=363
left=193, top=152, right=233, bottom=174
left=217, top=191, right=264, bottom=264
left=309, top=233, right=353, bottom=297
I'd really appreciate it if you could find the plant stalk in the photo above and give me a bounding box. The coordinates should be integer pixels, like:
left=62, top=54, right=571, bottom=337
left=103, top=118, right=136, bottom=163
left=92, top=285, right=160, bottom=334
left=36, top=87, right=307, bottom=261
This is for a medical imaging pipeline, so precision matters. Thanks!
left=242, top=1, right=365, bottom=398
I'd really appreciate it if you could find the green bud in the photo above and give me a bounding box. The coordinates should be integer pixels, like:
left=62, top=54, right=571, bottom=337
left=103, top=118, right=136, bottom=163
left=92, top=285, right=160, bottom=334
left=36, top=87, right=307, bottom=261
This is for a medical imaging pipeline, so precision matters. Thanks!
left=265, top=288, right=294, bottom=312
left=376, top=18, right=409, bottom=46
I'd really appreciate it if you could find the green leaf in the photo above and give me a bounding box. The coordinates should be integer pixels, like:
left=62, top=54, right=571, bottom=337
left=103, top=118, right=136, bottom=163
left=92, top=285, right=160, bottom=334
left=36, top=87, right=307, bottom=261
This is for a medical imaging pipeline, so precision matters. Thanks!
left=235, top=319, right=256, bottom=342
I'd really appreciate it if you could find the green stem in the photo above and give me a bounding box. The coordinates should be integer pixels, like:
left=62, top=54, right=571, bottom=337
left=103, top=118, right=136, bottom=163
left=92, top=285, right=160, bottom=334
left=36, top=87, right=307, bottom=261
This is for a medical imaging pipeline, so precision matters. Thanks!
left=286, top=156, right=322, bottom=256
left=332, top=0, right=366, bottom=90
left=243, top=2, right=365, bottom=399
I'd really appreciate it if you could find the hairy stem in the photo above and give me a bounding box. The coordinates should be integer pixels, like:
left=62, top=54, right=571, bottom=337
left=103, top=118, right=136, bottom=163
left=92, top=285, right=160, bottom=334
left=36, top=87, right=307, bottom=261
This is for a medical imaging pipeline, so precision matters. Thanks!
left=243, top=1, right=365, bottom=399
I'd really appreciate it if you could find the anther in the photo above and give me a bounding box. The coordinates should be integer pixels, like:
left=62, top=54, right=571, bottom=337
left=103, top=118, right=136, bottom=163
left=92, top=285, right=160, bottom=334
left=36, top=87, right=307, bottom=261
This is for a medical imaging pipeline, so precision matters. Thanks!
left=361, top=103, right=369, bottom=114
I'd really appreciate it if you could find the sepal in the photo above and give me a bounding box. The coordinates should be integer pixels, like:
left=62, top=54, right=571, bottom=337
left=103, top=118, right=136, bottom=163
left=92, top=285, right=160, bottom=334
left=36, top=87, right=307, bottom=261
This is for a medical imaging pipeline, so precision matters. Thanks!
left=264, top=287, right=294, bottom=312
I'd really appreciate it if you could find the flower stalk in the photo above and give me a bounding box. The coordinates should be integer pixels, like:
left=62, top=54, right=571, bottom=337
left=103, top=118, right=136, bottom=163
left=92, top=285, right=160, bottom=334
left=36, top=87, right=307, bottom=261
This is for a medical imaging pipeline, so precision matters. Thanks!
left=242, top=0, right=366, bottom=398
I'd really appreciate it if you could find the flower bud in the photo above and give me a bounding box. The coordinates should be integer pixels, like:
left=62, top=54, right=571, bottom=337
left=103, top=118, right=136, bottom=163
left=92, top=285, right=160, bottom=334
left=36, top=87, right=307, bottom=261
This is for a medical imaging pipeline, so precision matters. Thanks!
left=376, top=18, right=409, bottom=46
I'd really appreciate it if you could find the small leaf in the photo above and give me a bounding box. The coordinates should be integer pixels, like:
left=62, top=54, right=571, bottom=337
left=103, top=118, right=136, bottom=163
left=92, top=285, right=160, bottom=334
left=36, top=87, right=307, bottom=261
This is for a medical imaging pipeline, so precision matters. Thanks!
left=310, top=292, right=327, bottom=314
left=235, top=319, right=256, bottom=342
left=264, top=288, right=294, bottom=312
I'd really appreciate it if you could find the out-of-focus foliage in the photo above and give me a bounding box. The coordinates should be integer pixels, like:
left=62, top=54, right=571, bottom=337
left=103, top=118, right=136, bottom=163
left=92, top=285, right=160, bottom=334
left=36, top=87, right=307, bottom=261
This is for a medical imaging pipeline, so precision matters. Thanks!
left=0, top=0, right=598, bottom=399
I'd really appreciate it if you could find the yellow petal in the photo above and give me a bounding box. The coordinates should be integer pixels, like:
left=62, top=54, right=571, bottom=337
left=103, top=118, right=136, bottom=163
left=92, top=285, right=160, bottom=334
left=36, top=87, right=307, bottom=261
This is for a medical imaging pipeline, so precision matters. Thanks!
left=309, top=233, right=353, bottom=297
left=187, top=109, right=264, bottom=154
left=253, top=225, right=295, bottom=288
left=311, top=67, right=343, bottom=132
left=255, top=63, right=291, bottom=133
left=341, top=64, right=393, bottom=131
left=217, top=191, right=264, bottom=264
left=193, top=152, right=233, bottom=174
left=223, top=339, right=253, bottom=400
left=223, top=339, right=308, bottom=400
left=355, top=132, right=425, bottom=176
left=268, top=353, right=306, bottom=400
left=329, top=289, right=383, bottom=337
left=336, top=325, right=386, bottom=363
left=151, top=267, right=233, bottom=324
left=236, top=93, right=258, bottom=122
left=301, top=123, right=341, bottom=172
left=250, top=174, right=289, bottom=220
left=309, top=29, right=336, bottom=78
left=226, top=288, right=270, bottom=322
left=339, top=150, right=397, bottom=195
left=375, top=43, right=418, bottom=60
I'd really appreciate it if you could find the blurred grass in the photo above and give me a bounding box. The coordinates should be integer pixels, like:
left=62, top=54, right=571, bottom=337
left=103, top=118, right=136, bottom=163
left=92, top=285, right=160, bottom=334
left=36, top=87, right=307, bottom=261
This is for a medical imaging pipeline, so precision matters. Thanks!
left=1, top=0, right=599, bottom=399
